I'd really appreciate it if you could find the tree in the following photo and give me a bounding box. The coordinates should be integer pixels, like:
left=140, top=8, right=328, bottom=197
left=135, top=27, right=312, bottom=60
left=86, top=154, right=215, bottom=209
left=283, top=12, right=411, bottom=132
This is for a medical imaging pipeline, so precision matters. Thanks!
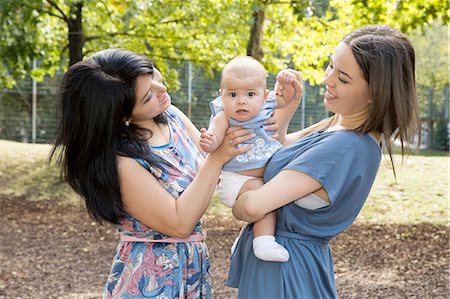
left=247, top=1, right=267, bottom=61
left=0, top=0, right=252, bottom=89
left=1, top=0, right=448, bottom=89
left=254, top=0, right=449, bottom=83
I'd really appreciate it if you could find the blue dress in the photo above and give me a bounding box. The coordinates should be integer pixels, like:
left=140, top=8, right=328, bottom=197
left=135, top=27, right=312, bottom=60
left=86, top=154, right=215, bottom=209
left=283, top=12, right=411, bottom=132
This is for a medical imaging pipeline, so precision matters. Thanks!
left=227, top=130, right=381, bottom=298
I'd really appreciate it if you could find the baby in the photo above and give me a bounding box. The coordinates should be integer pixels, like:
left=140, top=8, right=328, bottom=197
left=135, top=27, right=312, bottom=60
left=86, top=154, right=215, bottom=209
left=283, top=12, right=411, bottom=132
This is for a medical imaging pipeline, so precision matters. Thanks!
left=199, top=56, right=301, bottom=262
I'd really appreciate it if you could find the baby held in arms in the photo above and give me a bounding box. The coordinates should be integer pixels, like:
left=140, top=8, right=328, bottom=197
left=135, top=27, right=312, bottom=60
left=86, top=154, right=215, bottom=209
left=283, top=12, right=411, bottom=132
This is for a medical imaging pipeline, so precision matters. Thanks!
left=200, top=56, right=329, bottom=262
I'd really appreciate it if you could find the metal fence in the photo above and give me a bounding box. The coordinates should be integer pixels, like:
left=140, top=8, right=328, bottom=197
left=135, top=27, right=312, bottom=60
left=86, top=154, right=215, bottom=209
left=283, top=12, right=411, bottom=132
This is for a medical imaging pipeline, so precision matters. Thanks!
left=0, top=62, right=329, bottom=144
left=0, top=62, right=448, bottom=150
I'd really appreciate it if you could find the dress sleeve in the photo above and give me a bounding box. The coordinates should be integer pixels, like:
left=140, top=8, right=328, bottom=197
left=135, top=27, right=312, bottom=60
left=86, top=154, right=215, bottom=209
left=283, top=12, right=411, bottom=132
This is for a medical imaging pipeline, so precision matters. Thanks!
left=283, top=135, right=358, bottom=205
left=209, top=96, right=223, bottom=118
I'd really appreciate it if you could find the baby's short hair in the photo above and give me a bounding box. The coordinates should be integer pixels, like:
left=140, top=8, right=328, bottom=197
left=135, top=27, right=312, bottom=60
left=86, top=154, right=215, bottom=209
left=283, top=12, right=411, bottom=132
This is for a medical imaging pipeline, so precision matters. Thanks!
left=220, top=56, right=267, bottom=89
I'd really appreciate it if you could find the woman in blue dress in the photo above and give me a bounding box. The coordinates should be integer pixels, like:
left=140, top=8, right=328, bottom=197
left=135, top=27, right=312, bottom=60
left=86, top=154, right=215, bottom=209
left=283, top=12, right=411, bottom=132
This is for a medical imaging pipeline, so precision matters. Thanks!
left=227, top=24, right=420, bottom=298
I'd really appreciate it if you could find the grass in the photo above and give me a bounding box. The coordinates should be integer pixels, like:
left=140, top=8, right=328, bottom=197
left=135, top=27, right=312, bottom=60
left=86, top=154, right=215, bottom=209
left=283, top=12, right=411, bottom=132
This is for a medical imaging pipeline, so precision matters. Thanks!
left=0, top=140, right=79, bottom=202
left=1, top=139, right=448, bottom=224
left=357, top=152, right=448, bottom=224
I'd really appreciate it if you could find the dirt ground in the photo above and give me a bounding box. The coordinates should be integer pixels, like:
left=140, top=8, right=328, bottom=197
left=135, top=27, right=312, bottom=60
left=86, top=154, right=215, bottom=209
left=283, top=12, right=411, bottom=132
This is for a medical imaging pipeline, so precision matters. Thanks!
left=0, top=196, right=448, bottom=299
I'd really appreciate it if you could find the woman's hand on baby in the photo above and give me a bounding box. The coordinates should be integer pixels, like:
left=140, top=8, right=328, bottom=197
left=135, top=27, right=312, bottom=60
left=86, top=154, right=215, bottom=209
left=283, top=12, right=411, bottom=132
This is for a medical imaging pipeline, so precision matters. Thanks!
left=265, top=115, right=279, bottom=140
left=210, top=127, right=253, bottom=164
left=225, top=126, right=255, bottom=145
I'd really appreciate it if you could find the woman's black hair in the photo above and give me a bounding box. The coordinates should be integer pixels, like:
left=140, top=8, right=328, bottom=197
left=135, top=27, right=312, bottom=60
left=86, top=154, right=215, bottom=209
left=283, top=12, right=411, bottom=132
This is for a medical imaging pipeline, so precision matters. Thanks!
left=51, top=49, right=168, bottom=224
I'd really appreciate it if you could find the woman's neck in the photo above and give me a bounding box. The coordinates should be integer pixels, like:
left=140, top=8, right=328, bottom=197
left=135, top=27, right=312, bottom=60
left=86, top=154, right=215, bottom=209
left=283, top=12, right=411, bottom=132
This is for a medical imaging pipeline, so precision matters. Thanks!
left=147, top=121, right=170, bottom=146
left=328, top=106, right=370, bottom=131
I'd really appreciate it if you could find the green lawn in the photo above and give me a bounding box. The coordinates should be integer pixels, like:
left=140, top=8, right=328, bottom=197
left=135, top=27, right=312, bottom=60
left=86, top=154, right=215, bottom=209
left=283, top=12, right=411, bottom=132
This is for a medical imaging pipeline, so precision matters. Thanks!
left=1, top=139, right=448, bottom=224
left=357, top=152, right=448, bottom=224
left=0, top=140, right=77, bottom=202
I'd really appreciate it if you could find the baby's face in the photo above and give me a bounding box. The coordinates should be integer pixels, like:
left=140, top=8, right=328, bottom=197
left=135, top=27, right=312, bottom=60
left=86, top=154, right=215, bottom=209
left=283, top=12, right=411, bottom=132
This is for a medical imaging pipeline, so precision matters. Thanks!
left=221, top=75, right=267, bottom=122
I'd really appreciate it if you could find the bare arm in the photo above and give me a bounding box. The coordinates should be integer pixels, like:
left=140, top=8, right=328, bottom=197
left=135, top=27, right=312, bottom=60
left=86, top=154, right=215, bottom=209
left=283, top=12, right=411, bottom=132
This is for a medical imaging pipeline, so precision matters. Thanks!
left=264, top=70, right=302, bottom=142
left=199, top=111, right=229, bottom=153
left=271, top=69, right=303, bottom=144
left=274, top=100, right=301, bottom=145
left=119, top=133, right=252, bottom=238
left=232, top=169, right=322, bottom=223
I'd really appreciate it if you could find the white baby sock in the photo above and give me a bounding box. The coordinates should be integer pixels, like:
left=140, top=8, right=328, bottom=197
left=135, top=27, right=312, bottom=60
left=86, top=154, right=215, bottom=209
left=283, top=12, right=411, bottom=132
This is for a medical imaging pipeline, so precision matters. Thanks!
left=253, top=235, right=290, bottom=262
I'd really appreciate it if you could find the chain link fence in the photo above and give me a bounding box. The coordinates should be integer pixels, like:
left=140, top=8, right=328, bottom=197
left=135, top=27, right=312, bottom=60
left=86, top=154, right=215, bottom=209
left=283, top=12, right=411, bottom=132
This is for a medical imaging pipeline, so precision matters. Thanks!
left=1, top=62, right=447, bottom=150
left=0, top=62, right=329, bottom=144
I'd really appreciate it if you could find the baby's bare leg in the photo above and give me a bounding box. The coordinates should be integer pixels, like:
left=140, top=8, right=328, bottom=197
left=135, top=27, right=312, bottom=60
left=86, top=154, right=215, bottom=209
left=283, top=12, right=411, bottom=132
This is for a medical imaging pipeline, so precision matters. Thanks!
left=238, top=178, right=277, bottom=237
left=237, top=178, right=276, bottom=237
left=237, top=177, right=264, bottom=196
left=253, top=211, right=277, bottom=237
left=237, top=178, right=289, bottom=262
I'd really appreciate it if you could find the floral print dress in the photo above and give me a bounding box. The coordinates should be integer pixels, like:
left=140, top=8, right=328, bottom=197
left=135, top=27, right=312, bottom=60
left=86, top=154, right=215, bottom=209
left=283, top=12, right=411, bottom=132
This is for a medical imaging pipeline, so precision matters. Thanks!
left=103, top=106, right=210, bottom=299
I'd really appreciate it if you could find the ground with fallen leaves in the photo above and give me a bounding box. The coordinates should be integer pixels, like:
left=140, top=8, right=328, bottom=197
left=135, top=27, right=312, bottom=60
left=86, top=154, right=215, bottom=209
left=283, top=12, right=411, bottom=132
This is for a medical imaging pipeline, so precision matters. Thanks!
left=0, top=196, right=448, bottom=299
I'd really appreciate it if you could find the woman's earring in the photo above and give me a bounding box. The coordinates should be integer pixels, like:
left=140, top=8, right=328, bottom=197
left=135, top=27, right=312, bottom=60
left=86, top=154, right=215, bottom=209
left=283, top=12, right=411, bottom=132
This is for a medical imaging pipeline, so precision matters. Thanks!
left=125, top=119, right=131, bottom=126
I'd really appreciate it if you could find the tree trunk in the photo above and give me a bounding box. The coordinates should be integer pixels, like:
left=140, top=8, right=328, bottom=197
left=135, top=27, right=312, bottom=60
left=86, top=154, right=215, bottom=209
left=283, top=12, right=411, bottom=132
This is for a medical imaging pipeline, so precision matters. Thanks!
left=427, top=87, right=434, bottom=149
left=246, top=2, right=266, bottom=61
left=68, top=1, right=84, bottom=66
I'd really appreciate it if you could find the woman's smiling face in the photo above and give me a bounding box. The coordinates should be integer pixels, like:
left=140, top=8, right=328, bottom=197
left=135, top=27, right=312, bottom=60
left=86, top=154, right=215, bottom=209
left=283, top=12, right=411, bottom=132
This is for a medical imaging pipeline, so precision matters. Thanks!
left=323, top=42, right=371, bottom=117
left=131, top=68, right=171, bottom=124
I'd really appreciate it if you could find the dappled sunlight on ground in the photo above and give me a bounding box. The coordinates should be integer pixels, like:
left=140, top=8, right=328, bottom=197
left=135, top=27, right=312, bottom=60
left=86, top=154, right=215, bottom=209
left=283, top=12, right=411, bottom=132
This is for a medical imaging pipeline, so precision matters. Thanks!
left=0, top=196, right=448, bottom=299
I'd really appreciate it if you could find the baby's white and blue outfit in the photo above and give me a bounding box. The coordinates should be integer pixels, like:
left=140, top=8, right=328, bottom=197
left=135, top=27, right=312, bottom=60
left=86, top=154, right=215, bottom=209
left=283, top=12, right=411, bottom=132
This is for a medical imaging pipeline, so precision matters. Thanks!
left=210, top=92, right=328, bottom=209
left=210, top=91, right=329, bottom=264
left=210, top=92, right=281, bottom=207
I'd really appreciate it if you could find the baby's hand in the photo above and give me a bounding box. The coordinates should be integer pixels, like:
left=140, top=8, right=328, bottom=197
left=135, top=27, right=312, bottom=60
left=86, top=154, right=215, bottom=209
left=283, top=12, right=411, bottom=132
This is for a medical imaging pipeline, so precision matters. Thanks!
left=274, top=69, right=303, bottom=104
left=199, top=128, right=217, bottom=153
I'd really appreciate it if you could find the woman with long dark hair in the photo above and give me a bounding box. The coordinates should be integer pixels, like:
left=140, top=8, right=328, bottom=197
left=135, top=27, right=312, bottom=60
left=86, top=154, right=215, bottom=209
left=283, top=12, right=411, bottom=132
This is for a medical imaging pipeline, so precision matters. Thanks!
left=51, top=49, right=255, bottom=298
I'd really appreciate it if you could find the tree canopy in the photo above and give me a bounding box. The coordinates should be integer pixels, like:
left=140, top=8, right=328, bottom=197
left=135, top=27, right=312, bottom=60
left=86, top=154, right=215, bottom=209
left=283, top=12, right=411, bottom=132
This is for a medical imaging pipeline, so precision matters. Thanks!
left=1, top=0, right=448, bottom=88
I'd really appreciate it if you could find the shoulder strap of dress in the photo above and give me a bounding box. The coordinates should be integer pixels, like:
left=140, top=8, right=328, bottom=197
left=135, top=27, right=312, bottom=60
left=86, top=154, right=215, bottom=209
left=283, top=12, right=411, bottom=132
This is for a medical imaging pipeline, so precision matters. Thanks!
left=166, top=105, right=188, bottom=130
left=135, top=158, right=151, bottom=171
